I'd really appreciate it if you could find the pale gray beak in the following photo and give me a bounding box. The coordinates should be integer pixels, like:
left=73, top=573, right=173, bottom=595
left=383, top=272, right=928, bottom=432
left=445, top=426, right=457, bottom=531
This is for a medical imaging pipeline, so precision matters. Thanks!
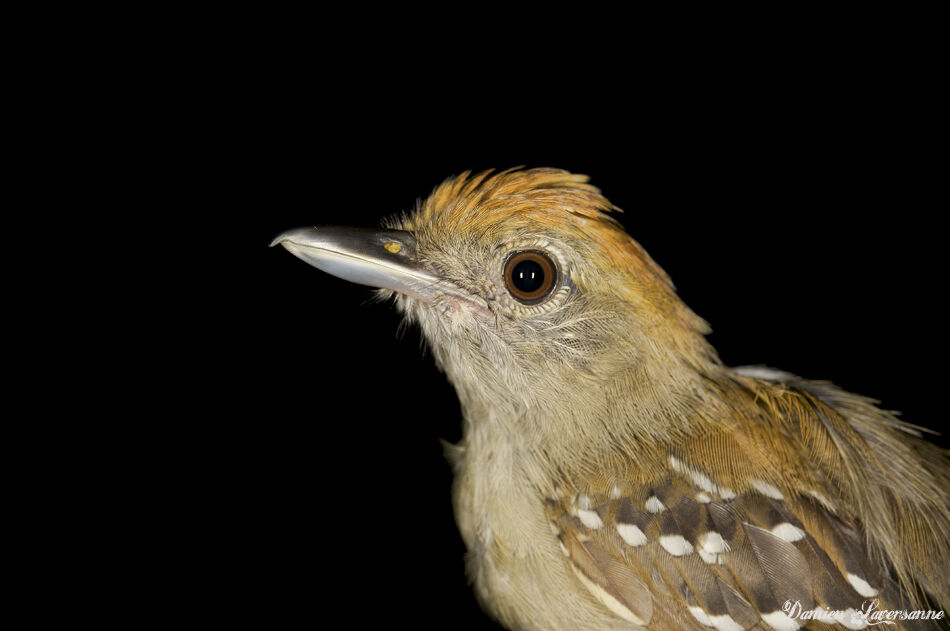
left=270, top=226, right=442, bottom=300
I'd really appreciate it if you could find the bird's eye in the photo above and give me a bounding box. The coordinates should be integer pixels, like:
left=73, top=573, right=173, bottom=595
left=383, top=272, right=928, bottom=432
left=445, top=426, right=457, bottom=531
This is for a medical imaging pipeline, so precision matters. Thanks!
left=503, top=251, right=557, bottom=304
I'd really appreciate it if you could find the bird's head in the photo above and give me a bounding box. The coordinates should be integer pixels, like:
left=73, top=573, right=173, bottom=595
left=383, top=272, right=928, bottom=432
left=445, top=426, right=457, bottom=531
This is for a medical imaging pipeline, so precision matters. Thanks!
left=273, top=168, right=720, bottom=448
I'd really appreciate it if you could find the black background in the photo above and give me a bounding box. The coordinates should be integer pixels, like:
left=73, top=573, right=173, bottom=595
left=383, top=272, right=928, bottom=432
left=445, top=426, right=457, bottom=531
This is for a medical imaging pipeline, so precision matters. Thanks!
left=194, top=54, right=945, bottom=629
left=25, top=12, right=945, bottom=628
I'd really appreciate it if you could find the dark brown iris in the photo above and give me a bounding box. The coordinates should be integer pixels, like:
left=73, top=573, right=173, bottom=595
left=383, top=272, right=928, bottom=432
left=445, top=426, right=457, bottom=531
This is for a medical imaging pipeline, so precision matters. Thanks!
left=504, top=251, right=557, bottom=304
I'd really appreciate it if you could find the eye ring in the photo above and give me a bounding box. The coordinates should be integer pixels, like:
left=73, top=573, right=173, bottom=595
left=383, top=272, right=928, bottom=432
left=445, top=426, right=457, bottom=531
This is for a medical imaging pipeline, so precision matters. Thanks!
left=503, top=250, right=558, bottom=304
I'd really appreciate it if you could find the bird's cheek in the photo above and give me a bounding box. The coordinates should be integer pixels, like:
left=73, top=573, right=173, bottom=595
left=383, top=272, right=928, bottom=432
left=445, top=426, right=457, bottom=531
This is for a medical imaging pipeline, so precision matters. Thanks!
left=433, top=293, right=494, bottom=322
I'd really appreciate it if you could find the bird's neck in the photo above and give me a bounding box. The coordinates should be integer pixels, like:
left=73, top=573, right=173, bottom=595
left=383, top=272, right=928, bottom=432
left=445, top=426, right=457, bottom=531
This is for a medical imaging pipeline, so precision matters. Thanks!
left=442, top=338, right=724, bottom=486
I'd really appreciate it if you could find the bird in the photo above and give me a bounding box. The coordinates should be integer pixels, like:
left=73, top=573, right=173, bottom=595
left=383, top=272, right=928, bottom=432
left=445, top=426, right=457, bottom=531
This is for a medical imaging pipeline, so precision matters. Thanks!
left=271, top=168, right=949, bottom=631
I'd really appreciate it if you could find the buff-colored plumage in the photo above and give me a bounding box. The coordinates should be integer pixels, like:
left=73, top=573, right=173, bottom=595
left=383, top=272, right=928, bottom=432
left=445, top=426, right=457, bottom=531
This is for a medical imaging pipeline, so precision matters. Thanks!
left=279, top=168, right=949, bottom=630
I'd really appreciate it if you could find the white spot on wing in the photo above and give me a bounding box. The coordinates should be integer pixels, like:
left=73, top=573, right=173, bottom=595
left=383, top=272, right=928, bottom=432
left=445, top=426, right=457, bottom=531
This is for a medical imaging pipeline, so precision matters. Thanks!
left=847, top=572, right=879, bottom=597
left=696, top=491, right=712, bottom=503
left=689, top=606, right=744, bottom=631
left=659, top=535, right=694, bottom=556
left=668, top=456, right=727, bottom=497
left=698, top=531, right=729, bottom=554
left=689, top=471, right=719, bottom=493
left=761, top=610, right=801, bottom=631
left=609, top=484, right=622, bottom=499
left=710, top=614, right=745, bottom=631
left=578, top=509, right=603, bottom=530
left=719, top=487, right=737, bottom=500
left=669, top=456, right=686, bottom=474
left=771, top=523, right=806, bottom=542
left=645, top=496, right=666, bottom=513
left=688, top=606, right=713, bottom=626
left=750, top=479, right=784, bottom=500
left=697, top=531, right=729, bottom=564
left=692, top=471, right=718, bottom=494
left=617, top=523, right=647, bottom=547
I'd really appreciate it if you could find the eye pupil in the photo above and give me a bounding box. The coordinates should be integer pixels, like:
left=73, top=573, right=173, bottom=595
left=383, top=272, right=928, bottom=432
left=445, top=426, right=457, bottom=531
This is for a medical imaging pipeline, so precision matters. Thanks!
left=512, top=260, right=545, bottom=292
left=504, top=251, right=557, bottom=304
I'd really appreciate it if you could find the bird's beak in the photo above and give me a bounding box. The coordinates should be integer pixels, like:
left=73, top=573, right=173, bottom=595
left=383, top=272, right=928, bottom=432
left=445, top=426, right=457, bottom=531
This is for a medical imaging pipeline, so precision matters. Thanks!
left=270, top=226, right=443, bottom=301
